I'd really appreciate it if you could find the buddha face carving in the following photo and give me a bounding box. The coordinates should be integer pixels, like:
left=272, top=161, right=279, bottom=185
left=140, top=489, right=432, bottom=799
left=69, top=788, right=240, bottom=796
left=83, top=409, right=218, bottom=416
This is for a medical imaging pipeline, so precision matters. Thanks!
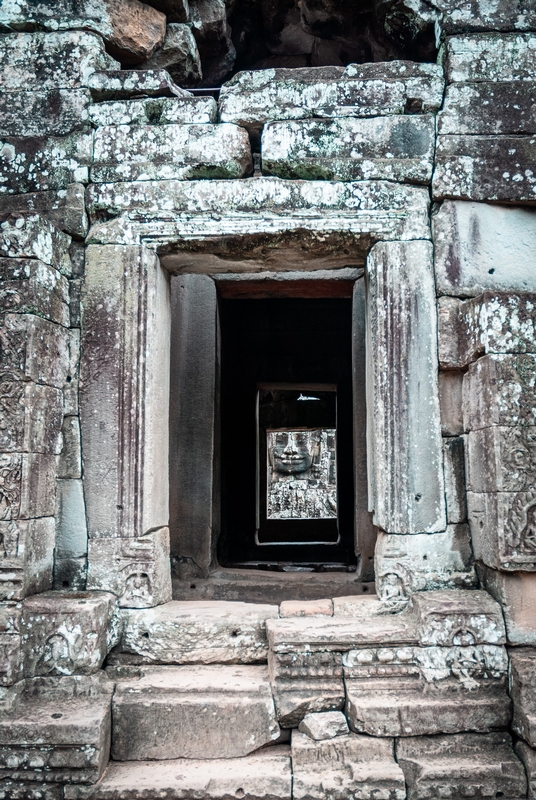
left=271, top=431, right=313, bottom=475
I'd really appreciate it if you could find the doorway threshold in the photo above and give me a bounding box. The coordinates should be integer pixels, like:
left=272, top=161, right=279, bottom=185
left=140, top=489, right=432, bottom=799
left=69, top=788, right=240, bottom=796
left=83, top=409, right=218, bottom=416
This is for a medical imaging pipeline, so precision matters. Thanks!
left=172, top=567, right=375, bottom=604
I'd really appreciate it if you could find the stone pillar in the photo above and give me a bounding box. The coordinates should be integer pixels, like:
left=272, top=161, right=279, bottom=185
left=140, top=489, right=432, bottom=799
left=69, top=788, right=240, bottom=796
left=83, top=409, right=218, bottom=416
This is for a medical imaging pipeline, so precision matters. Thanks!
left=80, top=244, right=172, bottom=607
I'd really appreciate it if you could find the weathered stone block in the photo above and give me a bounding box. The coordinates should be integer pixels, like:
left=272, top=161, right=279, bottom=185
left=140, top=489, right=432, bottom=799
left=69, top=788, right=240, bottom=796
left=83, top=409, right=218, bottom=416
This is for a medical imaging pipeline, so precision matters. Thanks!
left=54, top=557, right=87, bottom=592
left=91, top=122, right=252, bottom=182
left=515, top=741, right=536, bottom=799
left=367, top=240, right=445, bottom=534
left=188, top=0, right=234, bottom=86
left=433, top=200, right=536, bottom=297
left=439, top=81, right=536, bottom=135
left=112, top=665, right=280, bottom=760
left=0, top=90, right=91, bottom=138
left=0, top=780, right=62, bottom=798
left=87, top=69, right=188, bottom=101
left=55, top=480, right=88, bottom=566
left=435, top=1, right=536, bottom=34
left=439, top=371, right=464, bottom=436
left=477, top=564, right=536, bottom=646
left=0, top=382, right=63, bottom=455
left=0, top=132, right=93, bottom=196
left=63, top=330, right=80, bottom=417
left=409, top=588, right=506, bottom=646
left=0, top=32, right=118, bottom=91
left=0, top=603, right=22, bottom=686
left=0, top=213, right=71, bottom=274
left=86, top=529, right=172, bottom=608
left=81, top=245, right=169, bottom=539
left=0, top=0, right=166, bottom=64
left=139, top=23, right=202, bottom=86
left=375, top=528, right=476, bottom=604
left=88, top=95, right=217, bottom=127
left=0, top=314, right=71, bottom=389
left=22, top=591, right=117, bottom=677
left=468, top=490, right=536, bottom=571
left=445, top=34, right=536, bottom=84
left=463, top=354, right=536, bottom=430
left=444, top=437, right=467, bottom=524
left=397, top=732, right=527, bottom=800
left=0, top=455, right=56, bottom=520
left=262, top=115, right=435, bottom=183
left=280, top=599, right=333, bottom=618
left=119, top=600, right=278, bottom=663
left=0, top=185, right=88, bottom=240
left=467, top=427, right=536, bottom=493
left=64, top=749, right=292, bottom=799
left=0, top=675, right=113, bottom=785
left=292, top=730, right=405, bottom=800
left=511, top=648, right=536, bottom=747
left=298, top=711, right=348, bottom=741
left=332, top=595, right=385, bottom=617
left=0, top=259, right=69, bottom=327
left=58, top=418, right=82, bottom=480
left=434, top=135, right=536, bottom=203
left=219, top=62, right=444, bottom=129
left=86, top=178, right=431, bottom=253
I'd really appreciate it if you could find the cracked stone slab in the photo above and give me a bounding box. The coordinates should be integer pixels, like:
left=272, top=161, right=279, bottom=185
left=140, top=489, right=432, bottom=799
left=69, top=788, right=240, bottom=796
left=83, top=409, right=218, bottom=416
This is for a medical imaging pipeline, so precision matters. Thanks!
left=0, top=185, right=88, bottom=240
left=261, top=115, right=435, bottom=183
left=433, top=200, right=536, bottom=297
left=0, top=31, right=118, bottom=91
left=438, top=81, right=536, bottom=135
left=397, top=732, right=526, bottom=800
left=118, top=600, right=278, bottom=663
left=64, top=749, right=292, bottom=799
left=433, top=135, right=536, bottom=203
left=0, top=258, right=69, bottom=327
left=445, top=34, right=536, bottom=84
left=91, top=122, right=252, bottom=182
left=292, top=730, right=405, bottom=800
left=219, top=62, right=444, bottom=129
left=478, top=564, right=536, bottom=646
left=0, top=214, right=71, bottom=274
left=298, top=711, right=348, bottom=740
left=0, top=132, right=93, bottom=196
left=21, top=591, right=117, bottom=677
left=88, top=96, right=217, bottom=127
left=463, top=354, right=536, bottom=430
left=0, top=313, right=72, bottom=389
left=111, top=665, right=280, bottom=760
left=87, top=69, right=189, bottom=101
left=0, top=675, right=113, bottom=785
left=515, top=741, right=536, bottom=799
left=0, top=89, right=91, bottom=138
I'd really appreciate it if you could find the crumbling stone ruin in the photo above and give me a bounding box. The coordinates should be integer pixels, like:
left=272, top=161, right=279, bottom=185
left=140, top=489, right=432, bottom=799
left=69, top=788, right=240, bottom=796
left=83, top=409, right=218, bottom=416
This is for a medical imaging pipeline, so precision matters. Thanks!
left=1, top=0, right=536, bottom=797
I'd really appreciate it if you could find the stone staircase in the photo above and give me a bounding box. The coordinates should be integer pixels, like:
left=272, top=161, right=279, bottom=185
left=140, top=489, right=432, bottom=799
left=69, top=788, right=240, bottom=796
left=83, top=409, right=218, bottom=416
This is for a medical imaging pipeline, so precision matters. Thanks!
left=1, top=589, right=534, bottom=799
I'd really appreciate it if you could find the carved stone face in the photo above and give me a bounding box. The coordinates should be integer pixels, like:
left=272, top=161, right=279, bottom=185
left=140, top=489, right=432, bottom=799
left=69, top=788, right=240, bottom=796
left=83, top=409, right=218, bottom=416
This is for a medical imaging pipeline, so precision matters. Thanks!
left=271, top=431, right=313, bottom=475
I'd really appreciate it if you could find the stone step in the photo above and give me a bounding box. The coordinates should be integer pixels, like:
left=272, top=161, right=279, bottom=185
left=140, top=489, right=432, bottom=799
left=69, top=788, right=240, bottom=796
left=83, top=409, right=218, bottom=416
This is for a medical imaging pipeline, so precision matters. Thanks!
left=0, top=675, right=112, bottom=785
left=110, top=665, right=280, bottom=760
left=64, top=749, right=292, bottom=799
left=114, top=600, right=279, bottom=665
left=397, top=732, right=527, bottom=800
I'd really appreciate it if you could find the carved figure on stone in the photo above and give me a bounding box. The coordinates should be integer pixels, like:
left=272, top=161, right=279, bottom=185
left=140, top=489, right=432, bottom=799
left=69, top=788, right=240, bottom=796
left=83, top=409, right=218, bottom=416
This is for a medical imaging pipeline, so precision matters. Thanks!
left=505, top=494, right=536, bottom=557
left=0, top=520, right=19, bottom=559
left=120, top=571, right=152, bottom=607
left=267, top=428, right=336, bottom=519
left=37, top=633, right=75, bottom=675
left=378, top=572, right=408, bottom=610
left=520, top=505, right=536, bottom=552
left=0, top=454, right=20, bottom=520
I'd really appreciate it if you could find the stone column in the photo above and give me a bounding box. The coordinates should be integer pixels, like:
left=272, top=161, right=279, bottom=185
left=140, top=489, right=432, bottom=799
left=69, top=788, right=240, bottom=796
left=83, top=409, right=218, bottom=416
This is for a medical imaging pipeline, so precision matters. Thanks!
left=80, top=244, right=172, bottom=607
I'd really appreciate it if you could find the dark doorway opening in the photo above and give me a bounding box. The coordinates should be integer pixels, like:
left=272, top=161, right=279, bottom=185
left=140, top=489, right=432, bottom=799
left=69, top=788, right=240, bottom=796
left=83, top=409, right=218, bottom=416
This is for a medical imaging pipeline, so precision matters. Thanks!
left=218, top=296, right=357, bottom=570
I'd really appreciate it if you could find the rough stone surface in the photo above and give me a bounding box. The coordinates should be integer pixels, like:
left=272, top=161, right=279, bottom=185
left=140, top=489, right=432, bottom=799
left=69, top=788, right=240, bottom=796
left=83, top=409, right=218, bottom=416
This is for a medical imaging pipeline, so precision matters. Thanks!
left=332, top=596, right=386, bottom=617
left=439, top=81, right=536, bottom=135
left=292, top=730, right=405, bottom=800
left=0, top=132, right=93, bottom=196
left=438, top=371, right=464, bottom=437
left=511, top=648, right=536, bottom=747
left=469, top=490, right=536, bottom=571
left=467, top=426, right=536, bottom=493
left=0, top=382, right=63, bottom=455
left=219, top=62, right=444, bottom=129
left=280, top=599, right=333, bottom=618
left=91, top=122, right=252, bottom=182
left=139, top=23, right=202, bottom=87
left=86, top=529, right=172, bottom=608
left=119, top=600, right=278, bottom=663
left=367, top=240, right=446, bottom=534
left=0, top=32, right=118, bottom=91
left=55, top=479, right=88, bottom=567
left=445, top=34, right=536, bottom=84
left=0, top=675, right=113, bottom=785
left=0, top=313, right=71, bottom=389
left=64, top=750, right=292, bottom=799
left=87, top=69, right=189, bottom=101
left=515, top=741, right=536, bottom=799
left=0, top=603, right=22, bottom=686
left=433, top=135, right=536, bottom=203
left=0, top=89, right=91, bottom=138
left=22, top=591, right=117, bottom=677
left=54, top=557, right=88, bottom=593
left=375, top=526, right=476, bottom=604
left=0, top=185, right=88, bottom=240
left=80, top=245, right=169, bottom=540
left=0, top=453, right=56, bottom=520
left=111, top=665, right=280, bottom=760
left=435, top=1, right=536, bottom=34
left=189, top=0, right=235, bottom=86
left=409, top=589, right=506, bottom=646
left=443, top=438, right=467, bottom=524
left=298, top=711, right=348, bottom=740
left=58, top=417, right=82, bottom=480
left=0, top=259, right=69, bottom=327
left=261, top=115, right=435, bottom=183
left=477, top=564, right=536, bottom=646
left=0, top=0, right=166, bottom=65
left=397, top=732, right=527, bottom=800
left=463, top=354, right=536, bottom=431
left=433, top=201, right=536, bottom=297
left=0, top=214, right=71, bottom=275
left=88, top=96, right=217, bottom=127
